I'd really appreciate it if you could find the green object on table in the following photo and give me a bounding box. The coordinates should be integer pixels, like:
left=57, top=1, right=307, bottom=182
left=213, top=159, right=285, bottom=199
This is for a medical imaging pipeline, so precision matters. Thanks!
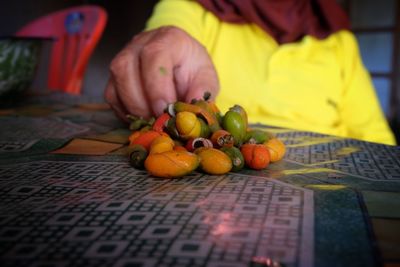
left=0, top=37, right=42, bottom=101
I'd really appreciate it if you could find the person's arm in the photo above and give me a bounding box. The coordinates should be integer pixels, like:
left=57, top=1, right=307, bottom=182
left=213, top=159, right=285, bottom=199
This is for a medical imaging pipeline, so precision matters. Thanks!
left=339, top=31, right=396, bottom=145
left=104, top=0, right=219, bottom=120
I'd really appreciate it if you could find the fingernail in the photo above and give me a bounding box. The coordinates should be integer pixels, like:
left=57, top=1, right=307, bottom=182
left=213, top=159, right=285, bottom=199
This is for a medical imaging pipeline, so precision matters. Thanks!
left=152, top=99, right=167, bottom=116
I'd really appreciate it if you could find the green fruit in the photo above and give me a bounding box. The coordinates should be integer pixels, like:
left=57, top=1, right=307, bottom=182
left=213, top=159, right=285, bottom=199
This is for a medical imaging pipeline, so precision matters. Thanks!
left=166, top=117, right=180, bottom=139
left=230, top=105, right=248, bottom=127
left=222, top=110, right=246, bottom=146
left=128, top=144, right=148, bottom=169
left=244, top=129, right=271, bottom=144
left=220, top=146, right=244, bottom=172
left=198, top=117, right=211, bottom=138
left=127, top=115, right=155, bottom=131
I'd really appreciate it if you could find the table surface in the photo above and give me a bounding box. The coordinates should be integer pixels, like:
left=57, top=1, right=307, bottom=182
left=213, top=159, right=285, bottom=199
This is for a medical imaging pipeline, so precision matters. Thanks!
left=0, top=93, right=399, bottom=267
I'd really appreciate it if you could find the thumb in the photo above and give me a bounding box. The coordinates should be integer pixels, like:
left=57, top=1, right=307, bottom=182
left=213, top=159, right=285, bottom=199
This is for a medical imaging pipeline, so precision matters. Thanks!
left=183, top=63, right=220, bottom=103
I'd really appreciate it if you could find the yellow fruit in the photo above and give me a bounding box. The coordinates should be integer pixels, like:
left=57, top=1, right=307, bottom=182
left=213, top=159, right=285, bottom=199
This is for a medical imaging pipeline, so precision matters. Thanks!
left=149, top=135, right=174, bottom=154
left=264, top=138, right=286, bottom=162
left=176, top=111, right=201, bottom=140
left=195, top=147, right=232, bottom=175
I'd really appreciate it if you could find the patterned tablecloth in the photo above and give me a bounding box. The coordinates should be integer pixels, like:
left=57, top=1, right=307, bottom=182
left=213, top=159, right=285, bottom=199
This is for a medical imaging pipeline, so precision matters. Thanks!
left=0, top=95, right=399, bottom=267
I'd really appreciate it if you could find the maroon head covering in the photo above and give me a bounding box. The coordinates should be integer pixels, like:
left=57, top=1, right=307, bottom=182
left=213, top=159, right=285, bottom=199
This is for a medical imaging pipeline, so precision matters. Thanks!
left=196, top=0, right=350, bottom=44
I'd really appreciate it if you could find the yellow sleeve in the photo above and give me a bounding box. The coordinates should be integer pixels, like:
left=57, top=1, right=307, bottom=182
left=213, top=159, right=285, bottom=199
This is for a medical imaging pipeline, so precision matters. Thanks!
left=339, top=32, right=396, bottom=145
left=145, top=0, right=207, bottom=44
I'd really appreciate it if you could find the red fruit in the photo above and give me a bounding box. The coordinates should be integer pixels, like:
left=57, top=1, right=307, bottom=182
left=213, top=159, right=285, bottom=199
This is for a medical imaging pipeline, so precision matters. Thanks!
left=240, top=144, right=270, bottom=170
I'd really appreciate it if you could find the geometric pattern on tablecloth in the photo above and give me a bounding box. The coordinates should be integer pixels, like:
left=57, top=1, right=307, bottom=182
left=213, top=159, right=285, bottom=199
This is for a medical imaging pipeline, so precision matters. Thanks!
left=276, top=131, right=400, bottom=181
left=0, top=140, right=38, bottom=153
left=0, top=160, right=314, bottom=267
left=0, top=117, right=89, bottom=153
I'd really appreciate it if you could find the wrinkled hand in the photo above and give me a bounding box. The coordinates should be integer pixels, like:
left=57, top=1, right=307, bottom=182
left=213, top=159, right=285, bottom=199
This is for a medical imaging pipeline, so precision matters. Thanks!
left=104, top=26, right=219, bottom=121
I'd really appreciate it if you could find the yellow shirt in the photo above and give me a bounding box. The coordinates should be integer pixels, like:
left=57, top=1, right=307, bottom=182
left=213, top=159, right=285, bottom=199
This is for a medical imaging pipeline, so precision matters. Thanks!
left=146, top=0, right=396, bottom=145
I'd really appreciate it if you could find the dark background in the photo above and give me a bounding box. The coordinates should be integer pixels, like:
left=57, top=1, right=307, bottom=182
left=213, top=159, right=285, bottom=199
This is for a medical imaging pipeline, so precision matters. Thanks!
left=0, top=0, right=399, bottom=143
left=0, top=0, right=159, bottom=99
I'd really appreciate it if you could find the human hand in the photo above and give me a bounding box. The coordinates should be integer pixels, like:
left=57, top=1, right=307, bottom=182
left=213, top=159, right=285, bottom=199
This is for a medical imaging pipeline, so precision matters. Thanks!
left=104, top=26, right=219, bottom=121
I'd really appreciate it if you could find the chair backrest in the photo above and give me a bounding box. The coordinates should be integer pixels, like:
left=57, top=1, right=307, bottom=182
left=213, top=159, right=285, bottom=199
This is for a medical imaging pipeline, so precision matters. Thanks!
left=16, top=5, right=107, bottom=94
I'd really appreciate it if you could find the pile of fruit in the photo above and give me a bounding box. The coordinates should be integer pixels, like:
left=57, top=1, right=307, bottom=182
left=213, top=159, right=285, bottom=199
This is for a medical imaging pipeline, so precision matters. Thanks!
left=127, top=93, right=286, bottom=178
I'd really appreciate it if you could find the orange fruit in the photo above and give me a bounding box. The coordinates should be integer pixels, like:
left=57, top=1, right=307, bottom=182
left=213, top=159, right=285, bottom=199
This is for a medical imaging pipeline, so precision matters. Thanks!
left=130, top=130, right=166, bottom=151
left=144, top=150, right=199, bottom=178
left=240, top=143, right=270, bottom=170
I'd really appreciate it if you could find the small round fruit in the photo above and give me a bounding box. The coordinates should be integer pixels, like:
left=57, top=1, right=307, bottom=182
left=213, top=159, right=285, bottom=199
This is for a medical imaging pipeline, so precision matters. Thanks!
left=129, top=130, right=165, bottom=151
left=195, top=147, right=232, bottom=175
left=264, top=138, right=286, bottom=162
left=128, top=144, right=148, bottom=169
left=240, top=143, right=270, bottom=170
left=149, top=135, right=175, bottom=154
left=176, top=111, right=202, bottom=139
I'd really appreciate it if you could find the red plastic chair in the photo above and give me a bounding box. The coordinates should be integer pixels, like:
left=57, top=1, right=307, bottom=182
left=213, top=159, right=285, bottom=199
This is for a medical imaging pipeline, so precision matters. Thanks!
left=16, top=5, right=107, bottom=95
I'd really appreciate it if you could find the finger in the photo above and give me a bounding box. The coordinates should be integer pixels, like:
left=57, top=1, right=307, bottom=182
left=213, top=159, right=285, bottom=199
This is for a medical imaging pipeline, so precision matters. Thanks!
left=104, top=79, right=129, bottom=122
left=183, top=63, right=220, bottom=103
left=140, top=51, right=176, bottom=116
left=140, top=32, right=178, bottom=116
left=109, top=31, right=158, bottom=119
left=109, top=48, right=150, bottom=118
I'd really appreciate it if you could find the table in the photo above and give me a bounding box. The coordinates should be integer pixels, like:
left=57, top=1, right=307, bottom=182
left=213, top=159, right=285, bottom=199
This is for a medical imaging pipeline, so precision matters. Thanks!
left=0, top=93, right=399, bottom=267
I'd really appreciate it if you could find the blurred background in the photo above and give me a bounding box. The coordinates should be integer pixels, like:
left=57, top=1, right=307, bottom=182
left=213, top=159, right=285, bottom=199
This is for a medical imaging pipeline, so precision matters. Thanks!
left=0, top=0, right=399, bottom=143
